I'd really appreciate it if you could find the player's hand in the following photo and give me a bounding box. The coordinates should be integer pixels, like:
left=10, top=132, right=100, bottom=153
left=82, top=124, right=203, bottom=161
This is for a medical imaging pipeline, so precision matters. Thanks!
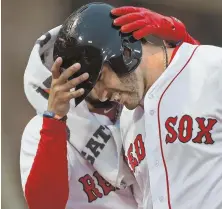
left=47, top=57, right=89, bottom=117
left=111, top=6, right=199, bottom=44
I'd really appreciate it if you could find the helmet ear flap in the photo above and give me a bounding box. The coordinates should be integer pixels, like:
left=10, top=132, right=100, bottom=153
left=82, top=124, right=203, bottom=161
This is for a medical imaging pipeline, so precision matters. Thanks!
left=122, top=39, right=132, bottom=58
left=123, top=45, right=132, bottom=59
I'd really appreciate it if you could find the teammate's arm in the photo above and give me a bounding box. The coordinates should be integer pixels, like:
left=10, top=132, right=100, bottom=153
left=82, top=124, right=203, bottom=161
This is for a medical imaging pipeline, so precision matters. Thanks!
left=111, top=6, right=200, bottom=45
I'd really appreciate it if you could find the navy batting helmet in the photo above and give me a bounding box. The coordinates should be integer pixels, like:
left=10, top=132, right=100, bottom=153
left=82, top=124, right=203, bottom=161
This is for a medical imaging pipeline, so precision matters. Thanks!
left=53, top=2, right=142, bottom=106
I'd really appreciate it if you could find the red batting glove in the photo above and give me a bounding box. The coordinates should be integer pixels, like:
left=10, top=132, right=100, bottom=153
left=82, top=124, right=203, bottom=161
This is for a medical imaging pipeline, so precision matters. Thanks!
left=111, top=6, right=200, bottom=45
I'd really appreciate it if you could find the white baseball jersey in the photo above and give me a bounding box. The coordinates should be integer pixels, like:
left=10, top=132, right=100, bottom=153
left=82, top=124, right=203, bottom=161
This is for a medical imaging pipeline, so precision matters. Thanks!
left=21, top=25, right=138, bottom=209
left=20, top=112, right=138, bottom=209
left=120, top=43, right=222, bottom=209
left=120, top=106, right=151, bottom=209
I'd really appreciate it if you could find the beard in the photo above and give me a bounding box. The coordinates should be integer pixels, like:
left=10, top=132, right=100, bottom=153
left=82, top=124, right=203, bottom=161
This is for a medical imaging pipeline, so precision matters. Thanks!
left=119, top=72, right=142, bottom=110
left=85, top=94, right=115, bottom=108
left=119, top=71, right=138, bottom=93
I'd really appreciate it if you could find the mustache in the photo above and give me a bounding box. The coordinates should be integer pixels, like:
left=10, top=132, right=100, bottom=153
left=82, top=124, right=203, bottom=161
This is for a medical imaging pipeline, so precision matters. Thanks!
left=85, top=96, right=116, bottom=108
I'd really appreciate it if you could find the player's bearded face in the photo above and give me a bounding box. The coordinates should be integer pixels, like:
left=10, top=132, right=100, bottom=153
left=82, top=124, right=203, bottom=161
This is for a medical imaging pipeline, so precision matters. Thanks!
left=94, top=64, right=144, bottom=110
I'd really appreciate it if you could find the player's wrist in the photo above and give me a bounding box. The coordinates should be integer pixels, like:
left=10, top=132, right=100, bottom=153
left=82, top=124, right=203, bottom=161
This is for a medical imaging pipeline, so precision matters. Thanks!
left=169, top=16, right=186, bottom=41
left=43, top=110, right=67, bottom=122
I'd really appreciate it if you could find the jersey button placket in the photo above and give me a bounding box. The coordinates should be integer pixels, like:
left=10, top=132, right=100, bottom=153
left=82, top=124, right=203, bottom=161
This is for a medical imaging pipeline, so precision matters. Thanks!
left=159, top=196, right=164, bottom=202
left=155, top=160, right=159, bottom=167
left=148, top=94, right=154, bottom=99
left=149, top=109, right=155, bottom=115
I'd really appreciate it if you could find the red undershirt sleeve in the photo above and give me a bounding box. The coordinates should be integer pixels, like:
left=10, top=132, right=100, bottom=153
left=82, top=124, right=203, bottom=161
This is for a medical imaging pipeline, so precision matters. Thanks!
left=24, top=117, right=69, bottom=209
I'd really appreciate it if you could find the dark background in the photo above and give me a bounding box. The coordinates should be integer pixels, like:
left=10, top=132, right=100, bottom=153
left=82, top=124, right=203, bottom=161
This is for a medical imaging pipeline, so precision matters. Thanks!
left=2, top=0, right=222, bottom=208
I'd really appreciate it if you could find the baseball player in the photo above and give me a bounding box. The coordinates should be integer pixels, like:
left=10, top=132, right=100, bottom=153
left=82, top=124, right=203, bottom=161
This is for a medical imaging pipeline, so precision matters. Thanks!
left=20, top=2, right=200, bottom=209
left=21, top=25, right=137, bottom=209
left=55, top=3, right=222, bottom=209
left=107, top=6, right=222, bottom=209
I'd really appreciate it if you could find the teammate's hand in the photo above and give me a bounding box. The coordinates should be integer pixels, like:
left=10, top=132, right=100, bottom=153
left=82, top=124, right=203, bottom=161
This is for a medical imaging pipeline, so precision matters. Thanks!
left=111, top=6, right=199, bottom=44
left=47, top=57, right=89, bottom=117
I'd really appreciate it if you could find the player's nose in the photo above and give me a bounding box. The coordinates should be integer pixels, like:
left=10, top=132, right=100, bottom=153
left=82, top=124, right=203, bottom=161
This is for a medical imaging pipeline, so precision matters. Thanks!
left=94, top=84, right=109, bottom=102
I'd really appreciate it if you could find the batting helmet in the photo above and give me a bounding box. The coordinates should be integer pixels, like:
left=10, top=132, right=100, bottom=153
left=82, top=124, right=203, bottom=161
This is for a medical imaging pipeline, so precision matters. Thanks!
left=53, top=2, right=142, bottom=106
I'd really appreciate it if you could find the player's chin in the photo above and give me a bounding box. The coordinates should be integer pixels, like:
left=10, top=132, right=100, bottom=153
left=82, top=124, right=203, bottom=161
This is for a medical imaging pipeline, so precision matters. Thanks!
left=124, top=100, right=139, bottom=110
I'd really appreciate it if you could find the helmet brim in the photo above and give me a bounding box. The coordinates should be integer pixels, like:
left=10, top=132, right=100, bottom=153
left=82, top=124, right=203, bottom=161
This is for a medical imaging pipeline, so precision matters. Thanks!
left=74, top=57, right=103, bottom=106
